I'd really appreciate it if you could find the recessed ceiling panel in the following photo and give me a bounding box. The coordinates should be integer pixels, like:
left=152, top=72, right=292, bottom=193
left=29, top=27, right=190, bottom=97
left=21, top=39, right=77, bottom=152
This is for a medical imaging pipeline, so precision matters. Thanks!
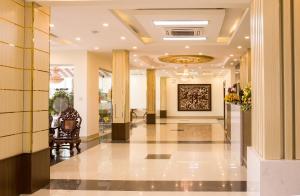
left=130, top=9, right=225, bottom=43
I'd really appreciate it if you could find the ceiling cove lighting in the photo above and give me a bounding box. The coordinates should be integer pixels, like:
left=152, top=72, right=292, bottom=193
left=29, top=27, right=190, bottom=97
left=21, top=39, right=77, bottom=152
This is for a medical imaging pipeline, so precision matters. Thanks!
left=163, top=37, right=207, bottom=41
left=153, top=20, right=208, bottom=26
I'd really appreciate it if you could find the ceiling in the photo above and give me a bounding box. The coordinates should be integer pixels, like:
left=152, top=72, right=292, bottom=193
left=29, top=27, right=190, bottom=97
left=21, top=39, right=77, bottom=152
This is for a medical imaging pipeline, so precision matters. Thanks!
left=46, top=0, right=251, bottom=77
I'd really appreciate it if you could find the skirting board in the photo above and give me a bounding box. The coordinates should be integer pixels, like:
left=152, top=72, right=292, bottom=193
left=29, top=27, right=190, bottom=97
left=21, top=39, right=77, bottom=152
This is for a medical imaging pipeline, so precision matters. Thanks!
left=80, top=133, right=100, bottom=142
left=247, top=147, right=300, bottom=196
left=0, top=148, right=50, bottom=196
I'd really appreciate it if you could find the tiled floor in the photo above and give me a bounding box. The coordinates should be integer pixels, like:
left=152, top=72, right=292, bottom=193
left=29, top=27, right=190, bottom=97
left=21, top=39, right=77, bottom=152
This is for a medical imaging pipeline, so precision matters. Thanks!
left=31, top=118, right=249, bottom=196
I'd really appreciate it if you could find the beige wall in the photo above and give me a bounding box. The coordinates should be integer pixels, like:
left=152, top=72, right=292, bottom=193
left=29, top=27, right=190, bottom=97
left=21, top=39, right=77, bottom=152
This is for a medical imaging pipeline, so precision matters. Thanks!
left=0, top=0, right=50, bottom=160
left=239, top=49, right=251, bottom=88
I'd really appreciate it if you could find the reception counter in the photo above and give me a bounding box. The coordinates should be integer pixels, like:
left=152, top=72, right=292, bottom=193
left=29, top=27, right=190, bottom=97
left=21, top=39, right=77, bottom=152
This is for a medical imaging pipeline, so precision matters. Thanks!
left=225, top=103, right=252, bottom=166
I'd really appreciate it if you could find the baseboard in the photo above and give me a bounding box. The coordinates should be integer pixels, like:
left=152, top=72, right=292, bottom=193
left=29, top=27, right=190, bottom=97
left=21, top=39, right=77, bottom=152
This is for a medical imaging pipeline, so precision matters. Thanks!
left=0, top=148, right=50, bottom=196
left=80, top=133, right=100, bottom=142
left=247, top=147, right=300, bottom=196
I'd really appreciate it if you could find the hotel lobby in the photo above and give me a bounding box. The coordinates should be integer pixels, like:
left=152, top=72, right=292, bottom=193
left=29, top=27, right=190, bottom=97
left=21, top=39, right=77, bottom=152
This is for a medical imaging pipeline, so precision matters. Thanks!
left=0, top=0, right=299, bottom=196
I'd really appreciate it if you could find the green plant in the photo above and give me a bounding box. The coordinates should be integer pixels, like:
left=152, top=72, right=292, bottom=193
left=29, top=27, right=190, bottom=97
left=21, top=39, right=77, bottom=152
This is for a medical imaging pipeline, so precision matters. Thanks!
left=49, top=90, right=73, bottom=115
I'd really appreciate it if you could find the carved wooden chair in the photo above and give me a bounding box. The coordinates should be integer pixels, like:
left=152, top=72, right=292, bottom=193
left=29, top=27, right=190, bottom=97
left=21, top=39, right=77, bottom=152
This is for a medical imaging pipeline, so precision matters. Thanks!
left=54, top=107, right=82, bottom=155
left=49, top=115, right=55, bottom=158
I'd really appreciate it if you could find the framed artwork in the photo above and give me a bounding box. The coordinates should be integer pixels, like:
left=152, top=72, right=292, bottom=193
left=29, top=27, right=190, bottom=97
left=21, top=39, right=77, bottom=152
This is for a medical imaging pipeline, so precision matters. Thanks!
left=177, top=84, right=212, bottom=111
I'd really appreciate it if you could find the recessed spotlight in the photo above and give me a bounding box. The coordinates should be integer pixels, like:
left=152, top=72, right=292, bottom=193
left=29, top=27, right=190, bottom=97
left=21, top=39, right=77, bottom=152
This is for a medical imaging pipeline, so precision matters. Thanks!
left=102, top=23, right=109, bottom=27
left=9, top=43, right=15, bottom=47
left=132, top=46, right=138, bottom=50
left=230, top=54, right=234, bottom=57
left=198, top=52, right=203, bottom=55
left=244, top=35, right=250, bottom=40
left=133, top=54, right=137, bottom=57
left=165, top=53, right=169, bottom=56
left=120, top=36, right=126, bottom=40
left=230, top=62, right=234, bottom=65
left=134, top=59, right=138, bottom=62
left=94, top=46, right=99, bottom=50
left=49, top=24, right=54, bottom=28
left=163, top=37, right=206, bottom=41
left=153, top=20, right=208, bottom=26
left=233, top=58, right=238, bottom=62
left=75, top=37, right=81, bottom=41
left=185, top=45, right=190, bottom=49
left=237, top=45, right=242, bottom=49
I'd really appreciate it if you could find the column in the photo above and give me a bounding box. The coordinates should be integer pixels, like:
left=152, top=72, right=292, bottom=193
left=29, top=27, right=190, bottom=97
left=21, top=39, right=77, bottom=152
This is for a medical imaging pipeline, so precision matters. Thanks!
left=146, top=69, right=156, bottom=124
left=248, top=0, right=300, bottom=195
left=24, top=2, right=50, bottom=194
left=111, top=50, right=130, bottom=141
left=160, top=77, right=167, bottom=118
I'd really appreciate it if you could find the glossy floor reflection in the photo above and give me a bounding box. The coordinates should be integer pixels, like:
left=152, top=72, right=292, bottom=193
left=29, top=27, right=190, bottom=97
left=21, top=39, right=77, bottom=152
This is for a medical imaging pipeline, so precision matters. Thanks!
left=31, top=118, right=248, bottom=195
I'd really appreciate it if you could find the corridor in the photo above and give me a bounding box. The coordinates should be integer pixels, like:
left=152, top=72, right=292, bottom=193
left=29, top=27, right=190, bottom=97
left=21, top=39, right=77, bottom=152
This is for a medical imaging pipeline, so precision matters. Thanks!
left=31, top=118, right=248, bottom=195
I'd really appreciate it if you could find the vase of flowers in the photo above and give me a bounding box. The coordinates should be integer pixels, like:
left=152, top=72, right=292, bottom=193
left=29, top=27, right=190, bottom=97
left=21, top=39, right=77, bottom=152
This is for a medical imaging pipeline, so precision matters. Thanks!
left=240, top=85, right=251, bottom=112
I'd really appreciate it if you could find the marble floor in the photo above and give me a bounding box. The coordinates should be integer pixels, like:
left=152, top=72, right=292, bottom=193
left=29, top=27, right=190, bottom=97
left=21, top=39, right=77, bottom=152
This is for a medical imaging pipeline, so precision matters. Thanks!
left=30, top=118, right=250, bottom=196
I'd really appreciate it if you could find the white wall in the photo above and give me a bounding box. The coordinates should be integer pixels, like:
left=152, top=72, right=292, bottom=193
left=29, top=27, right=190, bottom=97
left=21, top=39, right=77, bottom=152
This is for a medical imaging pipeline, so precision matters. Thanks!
left=51, top=50, right=90, bottom=136
left=166, top=77, right=224, bottom=117
left=130, top=71, right=161, bottom=116
left=50, top=50, right=111, bottom=138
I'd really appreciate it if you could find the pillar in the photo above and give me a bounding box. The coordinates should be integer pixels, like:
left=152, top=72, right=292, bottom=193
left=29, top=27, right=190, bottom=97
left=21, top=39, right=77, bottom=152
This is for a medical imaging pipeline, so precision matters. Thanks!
left=22, top=2, right=51, bottom=193
left=247, top=0, right=300, bottom=195
left=111, top=50, right=130, bottom=141
left=146, top=69, right=156, bottom=124
left=0, top=1, right=50, bottom=195
left=160, top=77, right=167, bottom=118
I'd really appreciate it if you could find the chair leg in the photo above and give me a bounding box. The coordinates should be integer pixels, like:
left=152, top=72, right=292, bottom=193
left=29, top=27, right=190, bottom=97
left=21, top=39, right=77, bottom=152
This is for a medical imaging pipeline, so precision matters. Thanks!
left=70, top=143, right=74, bottom=155
left=56, top=144, right=60, bottom=154
left=76, top=142, right=81, bottom=153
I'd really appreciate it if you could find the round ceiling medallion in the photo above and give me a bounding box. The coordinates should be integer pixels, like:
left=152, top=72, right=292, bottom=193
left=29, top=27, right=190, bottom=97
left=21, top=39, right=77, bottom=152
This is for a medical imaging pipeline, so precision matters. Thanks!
left=158, top=55, right=214, bottom=64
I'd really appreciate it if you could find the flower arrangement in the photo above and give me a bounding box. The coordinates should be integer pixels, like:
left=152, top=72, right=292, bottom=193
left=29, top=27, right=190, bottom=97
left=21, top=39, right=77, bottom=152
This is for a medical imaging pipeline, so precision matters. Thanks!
left=241, top=84, right=251, bottom=111
left=224, top=84, right=252, bottom=111
left=224, top=93, right=240, bottom=104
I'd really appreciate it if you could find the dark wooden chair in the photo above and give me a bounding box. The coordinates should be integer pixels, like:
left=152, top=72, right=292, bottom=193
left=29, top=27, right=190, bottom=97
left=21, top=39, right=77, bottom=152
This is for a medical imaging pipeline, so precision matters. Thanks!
left=49, top=115, right=55, bottom=158
left=53, top=107, right=82, bottom=155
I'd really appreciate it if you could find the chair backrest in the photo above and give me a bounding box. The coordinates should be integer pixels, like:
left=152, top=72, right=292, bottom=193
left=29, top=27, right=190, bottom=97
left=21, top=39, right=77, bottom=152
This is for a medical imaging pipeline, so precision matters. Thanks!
left=57, top=107, right=82, bottom=137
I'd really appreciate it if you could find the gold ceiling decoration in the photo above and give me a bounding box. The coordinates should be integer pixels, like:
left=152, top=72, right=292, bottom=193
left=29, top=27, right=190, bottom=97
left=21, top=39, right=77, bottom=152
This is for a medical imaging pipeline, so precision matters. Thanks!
left=158, top=55, right=214, bottom=64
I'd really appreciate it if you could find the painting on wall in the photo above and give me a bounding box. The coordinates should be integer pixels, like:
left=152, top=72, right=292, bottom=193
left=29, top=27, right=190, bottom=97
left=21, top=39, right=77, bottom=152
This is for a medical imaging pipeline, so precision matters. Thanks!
left=177, top=84, right=212, bottom=111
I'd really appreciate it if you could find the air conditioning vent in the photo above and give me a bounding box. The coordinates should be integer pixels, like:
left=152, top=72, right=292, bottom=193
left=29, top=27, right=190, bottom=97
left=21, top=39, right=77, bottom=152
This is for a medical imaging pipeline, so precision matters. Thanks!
left=165, top=27, right=205, bottom=37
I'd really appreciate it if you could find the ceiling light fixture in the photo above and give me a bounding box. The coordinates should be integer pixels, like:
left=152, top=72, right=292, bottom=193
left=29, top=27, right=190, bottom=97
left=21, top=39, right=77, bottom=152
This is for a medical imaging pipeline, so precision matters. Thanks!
left=94, top=46, right=99, bottom=50
left=198, top=52, right=203, bottom=55
left=120, top=36, right=126, bottom=40
left=133, top=54, right=137, bottom=57
left=244, top=35, right=250, bottom=40
left=75, top=37, right=81, bottom=41
left=165, top=53, right=169, bottom=56
left=230, top=54, right=234, bottom=57
left=49, top=24, right=54, bottom=28
left=132, top=46, right=138, bottom=50
left=102, top=23, right=109, bottom=27
left=163, top=37, right=207, bottom=41
left=185, top=45, right=190, bottom=49
left=237, top=45, right=242, bottom=49
left=153, top=20, right=208, bottom=26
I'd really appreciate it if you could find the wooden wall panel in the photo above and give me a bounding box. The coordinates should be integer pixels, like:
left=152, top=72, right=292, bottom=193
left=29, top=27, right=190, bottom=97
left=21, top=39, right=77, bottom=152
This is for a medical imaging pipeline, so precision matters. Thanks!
left=251, top=0, right=283, bottom=159
left=294, top=0, right=300, bottom=159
